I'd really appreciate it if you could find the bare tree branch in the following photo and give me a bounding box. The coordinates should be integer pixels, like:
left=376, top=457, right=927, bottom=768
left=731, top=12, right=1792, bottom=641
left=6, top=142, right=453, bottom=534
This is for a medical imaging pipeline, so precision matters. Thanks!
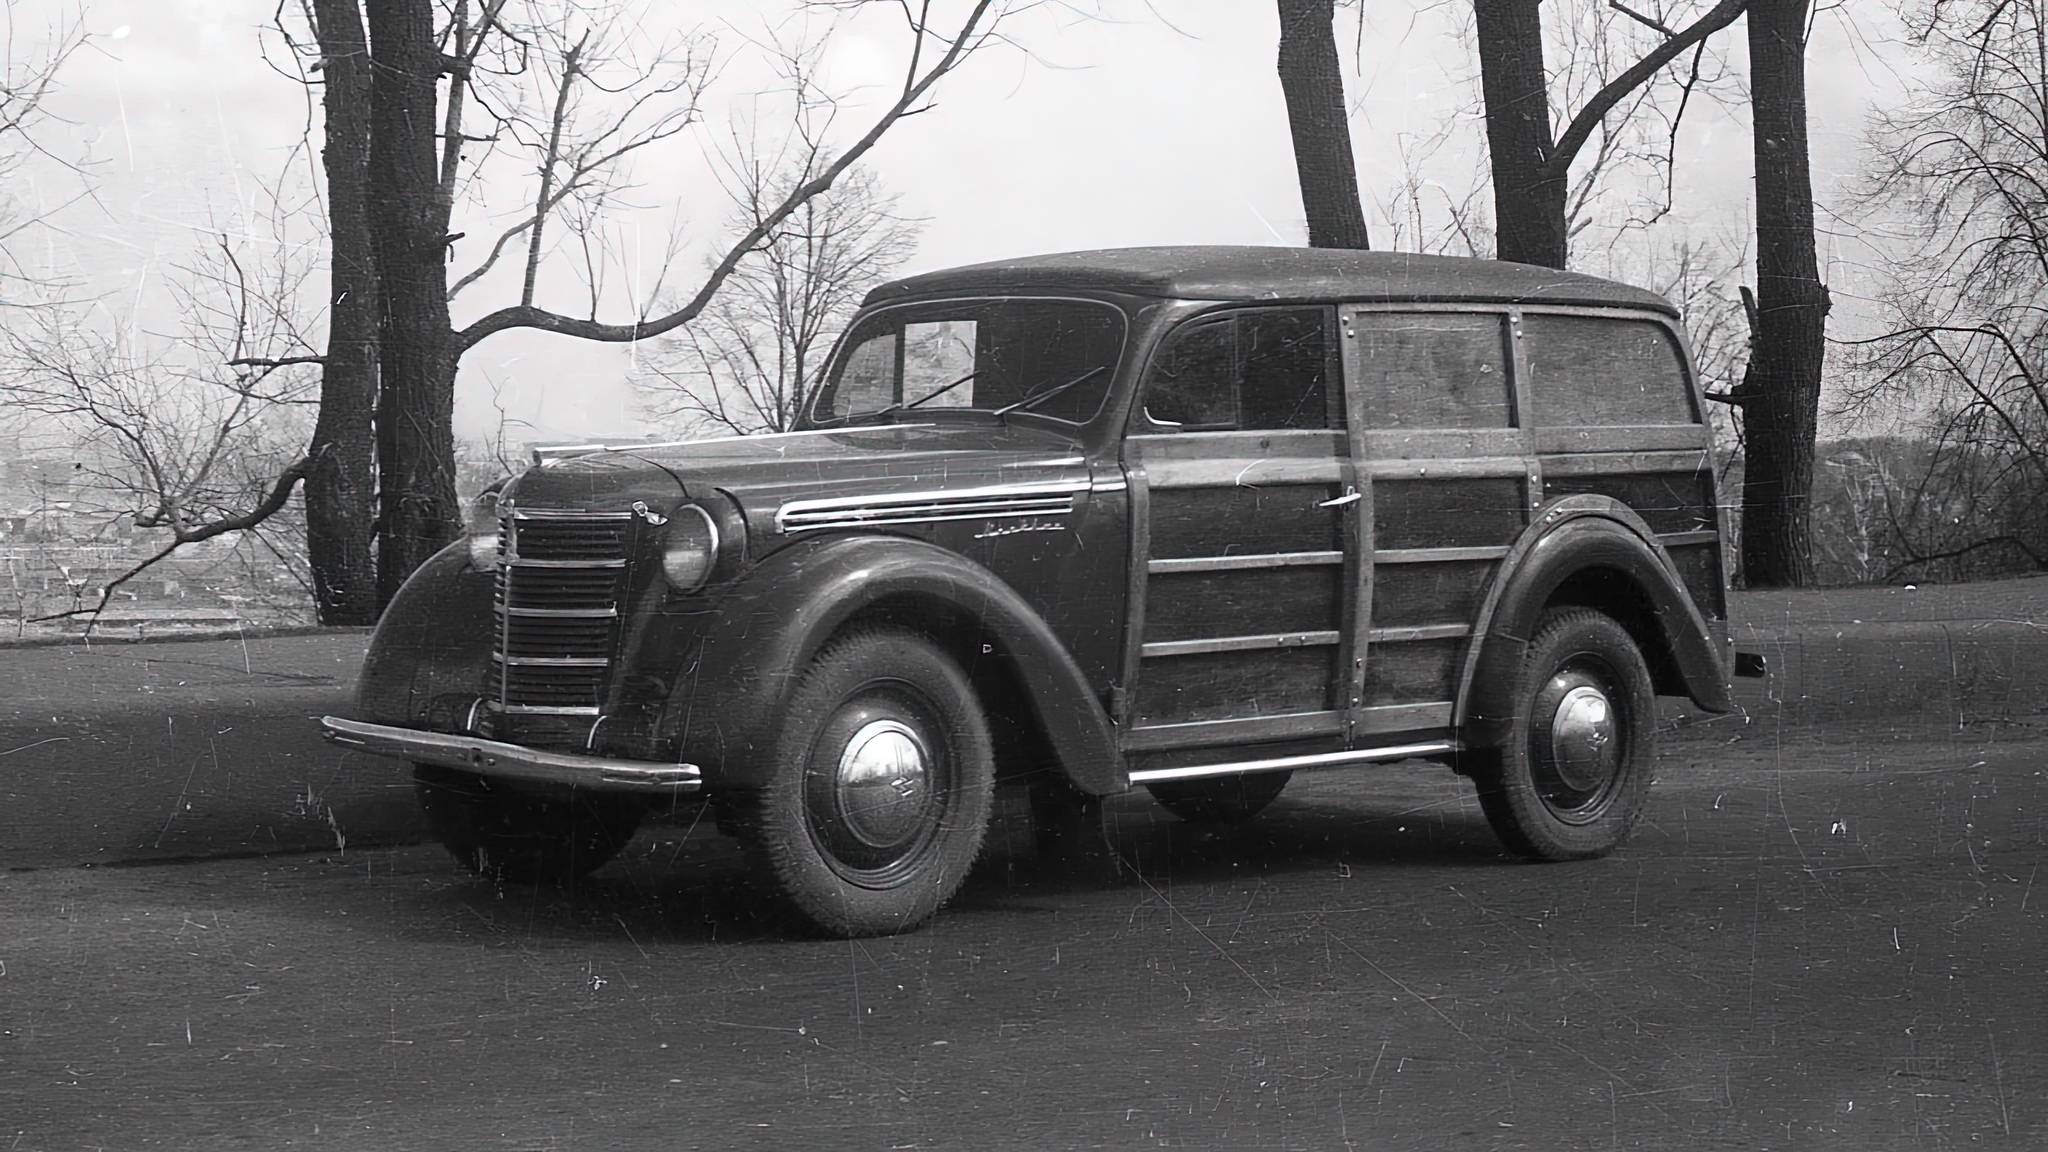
left=1549, top=0, right=1750, bottom=182
left=455, top=0, right=998, bottom=351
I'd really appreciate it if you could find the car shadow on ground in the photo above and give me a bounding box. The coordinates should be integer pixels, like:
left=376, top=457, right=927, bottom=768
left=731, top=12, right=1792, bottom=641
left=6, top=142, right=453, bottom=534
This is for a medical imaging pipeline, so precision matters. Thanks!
left=388, top=770, right=1522, bottom=946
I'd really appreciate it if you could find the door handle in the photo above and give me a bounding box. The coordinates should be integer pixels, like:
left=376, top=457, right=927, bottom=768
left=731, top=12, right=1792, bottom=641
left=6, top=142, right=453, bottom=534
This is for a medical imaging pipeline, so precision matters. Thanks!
left=1318, top=490, right=1362, bottom=508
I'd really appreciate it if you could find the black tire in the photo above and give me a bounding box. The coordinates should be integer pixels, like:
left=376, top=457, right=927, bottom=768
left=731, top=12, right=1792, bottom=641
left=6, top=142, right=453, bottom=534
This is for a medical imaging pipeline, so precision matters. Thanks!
left=1145, top=771, right=1291, bottom=823
left=733, top=628, right=995, bottom=937
left=414, top=765, right=643, bottom=884
left=1470, top=608, right=1655, bottom=861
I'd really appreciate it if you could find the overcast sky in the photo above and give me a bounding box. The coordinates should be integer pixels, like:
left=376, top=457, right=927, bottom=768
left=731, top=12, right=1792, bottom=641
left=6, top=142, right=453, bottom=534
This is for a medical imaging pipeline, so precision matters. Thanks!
left=16, top=1, right=1904, bottom=444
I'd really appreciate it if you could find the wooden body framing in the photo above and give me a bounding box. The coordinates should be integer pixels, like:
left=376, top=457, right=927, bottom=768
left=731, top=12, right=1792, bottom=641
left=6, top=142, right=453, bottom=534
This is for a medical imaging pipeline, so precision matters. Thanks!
left=1116, top=301, right=1721, bottom=777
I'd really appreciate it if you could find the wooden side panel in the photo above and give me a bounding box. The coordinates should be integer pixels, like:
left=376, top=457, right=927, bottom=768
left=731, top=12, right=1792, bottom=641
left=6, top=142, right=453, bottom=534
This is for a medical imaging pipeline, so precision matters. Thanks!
left=1126, top=435, right=1353, bottom=742
left=1145, top=566, right=1342, bottom=643
left=1371, top=561, right=1495, bottom=628
left=1543, top=470, right=1714, bottom=535
left=1133, top=647, right=1338, bottom=726
left=1361, top=638, right=1462, bottom=707
left=1149, top=484, right=1342, bottom=559
left=1373, top=477, right=1525, bottom=550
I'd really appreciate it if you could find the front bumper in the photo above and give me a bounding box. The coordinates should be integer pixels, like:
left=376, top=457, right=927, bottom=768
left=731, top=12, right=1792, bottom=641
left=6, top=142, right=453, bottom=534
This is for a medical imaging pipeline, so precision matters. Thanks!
left=320, top=716, right=702, bottom=795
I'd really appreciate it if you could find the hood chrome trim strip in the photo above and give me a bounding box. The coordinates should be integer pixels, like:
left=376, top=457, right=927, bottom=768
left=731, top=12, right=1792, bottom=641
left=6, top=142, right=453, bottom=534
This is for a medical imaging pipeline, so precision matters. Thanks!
left=776, top=478, right=1090, bottom=534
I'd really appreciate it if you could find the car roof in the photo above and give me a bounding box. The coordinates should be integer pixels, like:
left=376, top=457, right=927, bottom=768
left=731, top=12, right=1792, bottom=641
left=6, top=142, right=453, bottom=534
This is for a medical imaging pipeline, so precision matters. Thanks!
left=864, top=245, right=1678, bottom=317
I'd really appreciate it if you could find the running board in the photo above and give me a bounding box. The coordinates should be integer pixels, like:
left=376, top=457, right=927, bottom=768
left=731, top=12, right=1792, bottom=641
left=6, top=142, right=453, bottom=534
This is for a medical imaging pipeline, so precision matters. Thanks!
left=1128, top=740, right=1457, bottom=785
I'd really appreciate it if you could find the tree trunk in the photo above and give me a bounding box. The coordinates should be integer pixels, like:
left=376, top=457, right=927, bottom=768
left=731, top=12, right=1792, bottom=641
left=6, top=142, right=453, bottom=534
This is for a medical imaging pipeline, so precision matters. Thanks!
left=305, top=0, right=380, bottom=625
left=1473, top=0, right=1566, bottom=268
left=1275, top=0, right=1370, bottom=249
left=1739, top=0, right=1826, bottom=587
left=366, top=0, right=462, bottom=606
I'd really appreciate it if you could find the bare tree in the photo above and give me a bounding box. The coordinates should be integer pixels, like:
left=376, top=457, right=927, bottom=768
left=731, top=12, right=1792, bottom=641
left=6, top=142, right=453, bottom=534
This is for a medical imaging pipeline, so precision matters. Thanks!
left=1364, top=2, right=1741, bottom=265
left=260, top=0, right=1021, bottom=608
left=0, top=7, right=89, bottom=297
left=1717, top=0, right=1827, bottom=587
left=1276, top=0, right=1370, bottom=249
left=641, top=163, right=921, bottom=436
left=1840, top=0, right=2048, bottom=582
left=2, top=226, right=324, bottom=627
left=1471, top=0, right=1749, bottom=269
left=298, top=0, right=380, bottom=625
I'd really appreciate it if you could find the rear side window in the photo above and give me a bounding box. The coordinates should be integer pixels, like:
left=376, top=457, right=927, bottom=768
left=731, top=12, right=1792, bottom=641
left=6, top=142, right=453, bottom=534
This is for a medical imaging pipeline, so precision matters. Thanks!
left=1142, top=308, right=1337, bottom=431
left=1523, top=314, right=1695, bottom=426
left=1352, top=313, right=1513, bottom=429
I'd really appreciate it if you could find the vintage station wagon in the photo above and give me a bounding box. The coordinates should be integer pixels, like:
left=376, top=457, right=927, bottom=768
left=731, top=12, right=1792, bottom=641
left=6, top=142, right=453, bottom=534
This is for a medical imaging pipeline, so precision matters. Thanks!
left=323, top=246, right=1741, bottom=937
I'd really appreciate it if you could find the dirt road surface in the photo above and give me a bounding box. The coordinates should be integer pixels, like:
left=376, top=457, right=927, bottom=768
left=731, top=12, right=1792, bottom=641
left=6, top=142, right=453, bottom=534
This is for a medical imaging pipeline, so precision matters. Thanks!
left=2, top=721, right=2041, bottom=1150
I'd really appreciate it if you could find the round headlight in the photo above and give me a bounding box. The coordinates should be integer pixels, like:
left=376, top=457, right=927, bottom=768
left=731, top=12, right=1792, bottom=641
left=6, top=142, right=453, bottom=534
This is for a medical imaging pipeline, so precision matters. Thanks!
left=660, top=504, right=721, bottom=592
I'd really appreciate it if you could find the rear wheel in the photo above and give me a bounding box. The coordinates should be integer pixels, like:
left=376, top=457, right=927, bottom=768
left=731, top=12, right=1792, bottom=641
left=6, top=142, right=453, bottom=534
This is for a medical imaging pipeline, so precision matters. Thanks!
left=1146, top=771, right=1291, bottom=823
left=414, top=765, right=643, bottom=884
left=1470, top=608, right=1655, bottom=860
left=733, top=628, right=995, bottom=937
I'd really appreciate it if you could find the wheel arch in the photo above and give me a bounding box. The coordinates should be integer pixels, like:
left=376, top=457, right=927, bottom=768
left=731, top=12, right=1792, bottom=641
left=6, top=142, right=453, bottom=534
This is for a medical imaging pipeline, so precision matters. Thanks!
left=1453, top=495, right=1732, bottom=750
left=664, top=533, right=1123, bottom=796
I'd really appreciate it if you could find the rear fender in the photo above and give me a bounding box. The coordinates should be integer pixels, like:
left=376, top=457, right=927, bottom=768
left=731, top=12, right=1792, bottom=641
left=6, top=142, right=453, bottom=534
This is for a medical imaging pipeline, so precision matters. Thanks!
left=662, top=534, right=1123, bottom=795
left=1455, top=495, right=1733, bottom=750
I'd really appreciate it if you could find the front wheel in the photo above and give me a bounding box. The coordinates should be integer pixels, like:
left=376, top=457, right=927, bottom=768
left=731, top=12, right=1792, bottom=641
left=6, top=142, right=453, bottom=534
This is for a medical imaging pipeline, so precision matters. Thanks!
left=1470, top=608, right=1655, bottom=860
left=734, top=628, right=995, bottom=937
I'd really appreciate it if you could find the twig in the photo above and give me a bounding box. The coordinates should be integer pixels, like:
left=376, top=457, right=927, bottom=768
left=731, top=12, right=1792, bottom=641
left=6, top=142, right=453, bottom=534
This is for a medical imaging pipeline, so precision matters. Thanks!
left=1608, top=0, right=1677, bottom=37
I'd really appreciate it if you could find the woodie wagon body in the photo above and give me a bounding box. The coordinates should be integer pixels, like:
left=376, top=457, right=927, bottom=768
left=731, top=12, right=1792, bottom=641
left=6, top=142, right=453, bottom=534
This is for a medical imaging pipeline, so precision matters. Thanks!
left=324, top=246, right=1738, bottom=936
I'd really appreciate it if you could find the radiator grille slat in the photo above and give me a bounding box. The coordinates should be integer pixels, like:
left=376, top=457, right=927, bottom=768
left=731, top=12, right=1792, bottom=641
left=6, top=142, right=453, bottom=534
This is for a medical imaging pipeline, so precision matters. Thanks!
left=504, top=613, right=615, bottom=658
left=494, top=512, right=632, bottom=715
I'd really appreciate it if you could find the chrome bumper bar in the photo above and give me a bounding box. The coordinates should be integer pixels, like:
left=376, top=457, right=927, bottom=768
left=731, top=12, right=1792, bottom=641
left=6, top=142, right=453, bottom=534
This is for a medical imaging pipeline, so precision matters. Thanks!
left=320, top=716, right=702, bottom=794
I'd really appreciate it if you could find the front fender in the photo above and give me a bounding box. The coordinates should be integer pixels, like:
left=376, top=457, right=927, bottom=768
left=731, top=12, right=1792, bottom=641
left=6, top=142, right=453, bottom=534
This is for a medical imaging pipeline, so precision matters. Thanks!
left=661, top=534, right=1123, bottom=796
left=353, top=540, right=496, bottom=730
left=1456, top=497, right=1733, bottom=749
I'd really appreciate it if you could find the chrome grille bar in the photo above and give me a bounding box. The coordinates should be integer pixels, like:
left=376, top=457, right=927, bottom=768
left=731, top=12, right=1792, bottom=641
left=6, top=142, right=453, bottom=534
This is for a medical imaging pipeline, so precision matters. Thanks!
left=493, top=510, right=633, bottom=716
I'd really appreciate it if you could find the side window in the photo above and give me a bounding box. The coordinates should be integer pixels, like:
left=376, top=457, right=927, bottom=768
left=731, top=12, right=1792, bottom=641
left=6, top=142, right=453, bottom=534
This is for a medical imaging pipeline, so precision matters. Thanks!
left=1143, top=317, right=1237, bottom=429
left=1523, top=314, right=1695, bottom=426
left=1353, top=312, right=1513, bottom=429
left=1142, top=308, right=1335, bottom=431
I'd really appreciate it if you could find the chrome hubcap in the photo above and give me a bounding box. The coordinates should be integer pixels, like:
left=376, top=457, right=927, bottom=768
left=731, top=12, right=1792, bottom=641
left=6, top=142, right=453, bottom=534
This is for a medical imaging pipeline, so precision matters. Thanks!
left=1542, top=676, right=1620, bottom=810
left=833, top=719, right=931, bottom=848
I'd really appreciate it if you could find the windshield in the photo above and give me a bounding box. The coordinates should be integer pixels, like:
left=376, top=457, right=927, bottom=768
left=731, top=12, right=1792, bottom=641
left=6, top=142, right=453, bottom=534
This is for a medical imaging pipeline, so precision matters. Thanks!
left=804, top=298, right=1127, bottom=427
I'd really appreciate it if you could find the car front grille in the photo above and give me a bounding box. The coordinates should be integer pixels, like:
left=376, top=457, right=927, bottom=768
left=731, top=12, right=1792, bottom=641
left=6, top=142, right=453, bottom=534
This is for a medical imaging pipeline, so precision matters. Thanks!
left=493, top=510, right=634, bottom=716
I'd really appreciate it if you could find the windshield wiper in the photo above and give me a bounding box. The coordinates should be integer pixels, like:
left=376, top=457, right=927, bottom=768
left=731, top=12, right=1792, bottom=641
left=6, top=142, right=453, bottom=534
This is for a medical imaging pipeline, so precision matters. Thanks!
left=867, top=371, right=978, bottom=418
left=992, top=366, right=1107, bottom=419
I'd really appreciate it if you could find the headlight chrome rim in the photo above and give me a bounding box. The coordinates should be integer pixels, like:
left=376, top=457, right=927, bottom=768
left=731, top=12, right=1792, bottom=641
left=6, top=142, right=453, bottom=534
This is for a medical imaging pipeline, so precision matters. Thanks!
left=660, top=504, right=721, bottom=593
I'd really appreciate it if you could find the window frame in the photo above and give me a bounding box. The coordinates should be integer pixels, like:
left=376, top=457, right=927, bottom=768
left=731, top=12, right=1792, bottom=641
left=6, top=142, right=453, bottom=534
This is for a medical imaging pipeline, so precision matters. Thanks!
left=802, top=295, right=1131, bottom=430
left=1132, top=304, right=1344, bottom=435
left=1343, top=308, right=1519, bottom=432
left=1516, top=308, right=1704, bottom=431
left=1334, top=301, right=1704, bottom=451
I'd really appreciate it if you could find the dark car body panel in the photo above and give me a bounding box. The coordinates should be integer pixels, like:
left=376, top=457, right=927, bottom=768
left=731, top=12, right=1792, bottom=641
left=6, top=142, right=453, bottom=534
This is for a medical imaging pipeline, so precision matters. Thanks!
left=659, top=533, right=1122, bottom=794
left=354, top=542, right=496, bottom=731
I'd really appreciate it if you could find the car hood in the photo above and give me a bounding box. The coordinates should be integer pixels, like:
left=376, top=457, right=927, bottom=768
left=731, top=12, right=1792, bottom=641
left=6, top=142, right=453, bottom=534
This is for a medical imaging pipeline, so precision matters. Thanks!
left=501, top=422, right=1095, bottom=546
